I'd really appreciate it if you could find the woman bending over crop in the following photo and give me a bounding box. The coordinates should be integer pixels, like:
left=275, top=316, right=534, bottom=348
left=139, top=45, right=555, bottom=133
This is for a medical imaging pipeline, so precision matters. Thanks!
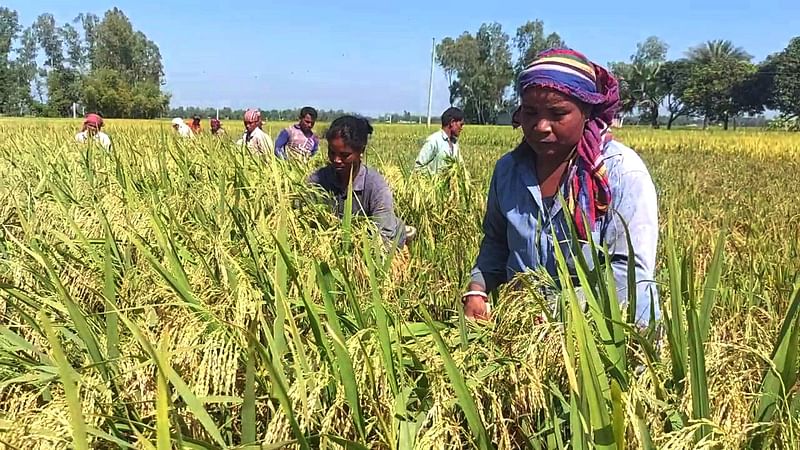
left=464, top=49, right=659, bottom=328
left=308, top=115, right=408, bottom=248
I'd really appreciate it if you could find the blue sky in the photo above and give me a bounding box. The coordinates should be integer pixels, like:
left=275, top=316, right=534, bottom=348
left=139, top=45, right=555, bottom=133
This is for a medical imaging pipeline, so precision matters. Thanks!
left=6, top=0, right=800, bottom=117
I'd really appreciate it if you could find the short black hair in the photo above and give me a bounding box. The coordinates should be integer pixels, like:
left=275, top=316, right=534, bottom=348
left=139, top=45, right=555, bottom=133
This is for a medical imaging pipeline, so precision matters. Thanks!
left=300, top=106, right=318, bottom=120
left=325, top=115, right=373, bottom=153
left=441, top=107, right=465, bottom=127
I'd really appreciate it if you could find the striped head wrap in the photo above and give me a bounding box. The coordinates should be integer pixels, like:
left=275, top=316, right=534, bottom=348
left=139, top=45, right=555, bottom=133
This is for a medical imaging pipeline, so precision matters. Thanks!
left=244, top=109, right=261, bottom=124
left=517, top=48, right=620, bottom=239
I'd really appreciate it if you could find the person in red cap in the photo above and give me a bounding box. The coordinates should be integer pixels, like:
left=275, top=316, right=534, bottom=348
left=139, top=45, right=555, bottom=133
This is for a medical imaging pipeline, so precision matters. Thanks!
left=236, top=109, right=273, bottom=155
left=75, top=113, right=112, bottom=150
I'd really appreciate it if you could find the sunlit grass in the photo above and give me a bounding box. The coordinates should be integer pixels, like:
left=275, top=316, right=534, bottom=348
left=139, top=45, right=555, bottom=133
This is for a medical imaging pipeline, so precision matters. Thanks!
left=0, top=119, right=798, bottom=449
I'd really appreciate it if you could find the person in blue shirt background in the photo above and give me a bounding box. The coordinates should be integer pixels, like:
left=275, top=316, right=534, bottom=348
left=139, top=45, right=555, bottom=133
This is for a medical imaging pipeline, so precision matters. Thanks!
left=463, top=48, right=659, bottom=329
left=275, top=106, right=320, bottom=160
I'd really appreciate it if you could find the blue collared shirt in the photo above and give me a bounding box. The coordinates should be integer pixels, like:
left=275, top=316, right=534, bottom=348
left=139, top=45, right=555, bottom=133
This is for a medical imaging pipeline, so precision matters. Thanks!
left=470, top=139, right=660, bottom=326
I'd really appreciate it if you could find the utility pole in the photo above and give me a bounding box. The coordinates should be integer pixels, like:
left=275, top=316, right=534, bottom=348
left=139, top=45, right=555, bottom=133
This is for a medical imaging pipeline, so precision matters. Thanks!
left=426, top=37, right=435, bottom=127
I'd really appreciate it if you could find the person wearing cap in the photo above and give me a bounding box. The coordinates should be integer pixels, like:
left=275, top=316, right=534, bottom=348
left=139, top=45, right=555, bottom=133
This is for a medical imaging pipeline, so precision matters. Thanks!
left=171, top=117, right=194, bottom=138
left=210, top=118, right=225, bottom=136
left=75, top=113, right=112, bottom=150
left=189, top=115, right=202, bottom=134
left=236, top=109, right=273, bottom=155
left=274, top=106, right=320, bottom=160
left=414, top=107, right=465, bottom=174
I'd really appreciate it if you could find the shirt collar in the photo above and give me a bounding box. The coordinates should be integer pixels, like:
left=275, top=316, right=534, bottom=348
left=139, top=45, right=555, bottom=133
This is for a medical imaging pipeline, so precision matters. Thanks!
left=440, top=129, right=457, bottom=144
left=352, top=164, right=367, bottom=191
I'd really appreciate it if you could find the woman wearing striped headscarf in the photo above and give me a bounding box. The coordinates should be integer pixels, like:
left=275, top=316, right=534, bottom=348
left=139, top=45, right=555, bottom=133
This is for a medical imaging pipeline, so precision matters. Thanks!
left=463, top=49, right=659, bottom=329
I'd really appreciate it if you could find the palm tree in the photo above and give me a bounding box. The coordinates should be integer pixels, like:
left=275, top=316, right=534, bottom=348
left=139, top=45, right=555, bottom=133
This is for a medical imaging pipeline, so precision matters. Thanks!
left=686, top=39, right=751, bottom=63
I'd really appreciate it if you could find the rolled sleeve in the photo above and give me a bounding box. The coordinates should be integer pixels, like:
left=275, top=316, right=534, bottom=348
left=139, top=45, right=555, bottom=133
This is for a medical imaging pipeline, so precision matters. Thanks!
left=606, top=169, right=660, bottom=327
left=470, top=168, right=509, bottom=292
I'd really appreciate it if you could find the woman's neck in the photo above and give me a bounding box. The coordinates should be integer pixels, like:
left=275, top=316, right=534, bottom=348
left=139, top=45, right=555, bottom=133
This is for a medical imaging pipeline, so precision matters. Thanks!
left=336, top=163, right=361, bottom=187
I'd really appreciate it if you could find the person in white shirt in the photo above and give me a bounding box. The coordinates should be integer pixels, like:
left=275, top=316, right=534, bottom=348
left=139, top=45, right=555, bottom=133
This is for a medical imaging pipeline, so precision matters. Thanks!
left=414, top=107, right=465, bottom=174
left=171, top=117, right=194, bottom=138
left=236, top=109, right=273, bottom=155
left=75, top=113, right=112, bottom=150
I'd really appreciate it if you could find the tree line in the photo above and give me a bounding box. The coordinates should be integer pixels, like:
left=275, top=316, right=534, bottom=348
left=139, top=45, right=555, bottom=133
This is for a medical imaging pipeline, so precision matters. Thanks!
left=436, top=20, right=800, bottom=129
left=167, top=106, right=364, bottom=122
left=0, top=7, right=169, bottom=118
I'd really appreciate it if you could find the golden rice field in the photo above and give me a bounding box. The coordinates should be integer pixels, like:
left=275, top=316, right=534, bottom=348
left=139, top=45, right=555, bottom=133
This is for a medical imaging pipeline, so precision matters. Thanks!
left=0, top=118, right=799, bottom=449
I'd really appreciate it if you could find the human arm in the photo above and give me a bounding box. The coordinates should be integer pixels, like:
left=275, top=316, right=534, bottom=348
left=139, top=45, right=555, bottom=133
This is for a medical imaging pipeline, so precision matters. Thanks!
left=366, top=179, right=406, bottom=248
left=413, top=138, right=437, bottom=172
left=605, top=169, right=660, bottom=328
left=465, top=167, right=510, bottom=318
left=274, top=129, right=289, bottom=159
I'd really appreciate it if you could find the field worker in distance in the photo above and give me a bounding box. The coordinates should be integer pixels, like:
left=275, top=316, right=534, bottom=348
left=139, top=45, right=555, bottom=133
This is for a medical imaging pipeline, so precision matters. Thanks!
left=236, top=109, right=274, bottom=155
left=464, top=49, right=659, bottom=328
left=274, top=106, right=320, bottom=160
left=189, top=115, right=202, bottom=134
left=414, top=107, right=465, bottom=174
left=308, top=115, right=408, bottom=248
left=210, top=118, right=225, bottom=136
left=171, top=117, right=194, bottom=138
left=75, top=113, right=112, bottom=150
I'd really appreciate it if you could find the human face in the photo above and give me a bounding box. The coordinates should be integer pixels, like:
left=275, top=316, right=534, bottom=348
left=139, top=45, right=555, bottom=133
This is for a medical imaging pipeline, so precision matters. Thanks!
left=515, top=87, right=588, bottom=160
left=327, top=136, right=362, bottom=180
left=299, top=114, right=315, bottom=133
left=448, top=120, right=464, bottom=138
left=244, top=120, right=259, bottom=133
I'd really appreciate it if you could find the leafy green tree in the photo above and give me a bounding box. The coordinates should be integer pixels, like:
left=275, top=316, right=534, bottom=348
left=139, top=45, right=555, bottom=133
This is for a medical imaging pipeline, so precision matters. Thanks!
left=60, top=23, right=86, bottom=70
left=45, top=68, right=82, bottom=116
left=682, top=58, right=756, bottom=130
left=93, top=8, right=164, bottom=84
left=686, top=39, right=751, bottom=63
left=513, top=20, right=565, bottom=73
left=0, top=7, right=19, bottom=59
left=609, top=37, right=669, bottom=128
left=765, top=37, right=800, bottom=119
left=82, top=8, right=167, bottom=117
left=436, top=23, right=513, bottom=124
left=0, top=7, right=23, bottom=114
left=659, top=59, right=694, bottom=129
left=32, top=14, right=64, bottom=70
left=682, top=40, right=755, bottom=129
left=18, top=27, right=42, bottom=108
left=74, top=13, right=99, bottom=69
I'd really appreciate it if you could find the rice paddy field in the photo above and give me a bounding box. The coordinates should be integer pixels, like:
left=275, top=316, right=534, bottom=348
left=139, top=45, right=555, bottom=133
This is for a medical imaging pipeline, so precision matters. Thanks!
left=0, top=118, right=799, bottom=449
